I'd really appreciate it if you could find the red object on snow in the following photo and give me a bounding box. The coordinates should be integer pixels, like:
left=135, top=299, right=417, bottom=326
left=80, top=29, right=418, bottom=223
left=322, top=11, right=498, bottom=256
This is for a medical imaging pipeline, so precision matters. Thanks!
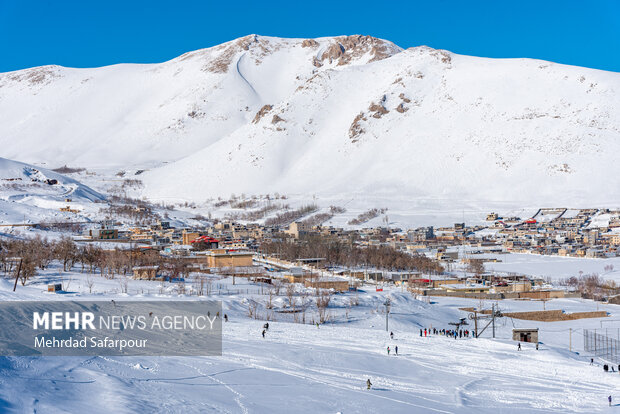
left=525, top=219, right=537, bottom=224
left=376, top=288, right=383, bottom=292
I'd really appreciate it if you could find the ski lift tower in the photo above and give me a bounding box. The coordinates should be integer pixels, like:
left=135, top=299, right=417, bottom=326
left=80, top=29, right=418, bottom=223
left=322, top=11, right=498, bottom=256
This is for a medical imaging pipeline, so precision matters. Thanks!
left=469, top=304, right=503, bottom=338
left=384, top=298, right=391, bottom=332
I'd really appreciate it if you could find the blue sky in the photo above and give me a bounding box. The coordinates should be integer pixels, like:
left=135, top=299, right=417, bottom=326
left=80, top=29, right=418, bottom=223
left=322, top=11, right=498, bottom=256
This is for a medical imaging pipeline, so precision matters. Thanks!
left=1, top=0, right=618, bottom=73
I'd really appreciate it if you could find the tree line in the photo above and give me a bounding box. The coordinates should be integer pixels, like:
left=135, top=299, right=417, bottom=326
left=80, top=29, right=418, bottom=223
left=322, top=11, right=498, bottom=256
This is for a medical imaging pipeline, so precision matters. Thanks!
left=260, top=234, right=444, bottom=274
left=0, top=236, right=191, bottom=285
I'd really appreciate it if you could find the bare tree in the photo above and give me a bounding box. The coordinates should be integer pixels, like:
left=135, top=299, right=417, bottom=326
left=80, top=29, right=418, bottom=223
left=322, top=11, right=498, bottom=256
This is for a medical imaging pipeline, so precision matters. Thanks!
left=286, top=283, right=296, bottom=308
left=54, top=237, right=78, bottom=272
left=266, top=288, right=274, bottom=309
left=467, top=259, right=485, bottom=276
left=316, top=290, right=332, bottom=323
left=86, top=274, right=95, bottom=293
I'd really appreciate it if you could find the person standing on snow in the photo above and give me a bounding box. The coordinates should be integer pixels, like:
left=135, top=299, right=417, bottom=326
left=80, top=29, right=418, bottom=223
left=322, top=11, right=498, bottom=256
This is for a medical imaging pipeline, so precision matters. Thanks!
left=387, top=346, right=390, bottom=355
left=518, top=342, right=521, bottom=351
left=390, top=331, right=394, bottom=340
left=367, top=379, right=372, bottom=390
left=609, top=395, right=612, bottom=406
left=262, top=329, right=266, bottom=338
left=395, top=346, right=398, bottom=355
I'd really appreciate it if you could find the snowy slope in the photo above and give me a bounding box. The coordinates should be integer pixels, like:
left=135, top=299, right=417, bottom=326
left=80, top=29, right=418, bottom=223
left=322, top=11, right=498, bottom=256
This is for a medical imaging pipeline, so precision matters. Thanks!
left=0, top=35, right=619, bottom=206
left=0, top=157, right=105, bottom=225
left=0, top=269, right=619, bottom=413
left=0, top=157, right=104, bottom=202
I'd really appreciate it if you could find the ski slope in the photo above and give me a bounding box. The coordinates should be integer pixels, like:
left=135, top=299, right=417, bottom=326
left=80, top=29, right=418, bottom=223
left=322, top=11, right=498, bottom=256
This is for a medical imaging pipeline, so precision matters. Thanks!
left=0, top=268, right=619, bottom=413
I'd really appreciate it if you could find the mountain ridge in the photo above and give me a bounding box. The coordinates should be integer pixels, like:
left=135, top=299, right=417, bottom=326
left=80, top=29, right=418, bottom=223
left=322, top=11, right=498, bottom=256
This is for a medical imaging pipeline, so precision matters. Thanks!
left=0, top=34, right=618, bottom=207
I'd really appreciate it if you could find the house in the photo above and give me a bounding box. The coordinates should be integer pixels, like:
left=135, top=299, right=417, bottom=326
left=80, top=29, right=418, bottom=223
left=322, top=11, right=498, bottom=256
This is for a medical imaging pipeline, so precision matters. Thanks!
left=60, top=205, right=80, bottom=213
left=90, top=227, right=118, bottom=240
left=493, top=280, right=532, bottom=293
left=182, top=231, right=200, bottom=245
left=436, top=251, right=459, bottom=261
left=284, top=221, right=311, bottom=239
left=512, top=328, right=538, bottom=343
left=518, top=290, right=566, bottom=299
left=133, top=266, right=159, bottom=280
left=303, top=279, right=349, bottom=292
left=431, top=278, right=465, bottom=288
left=486, top=213, right=499, bottom=221
left=282, top=267, right=306, bottom=283
left=204, top=249, right=254, bottom=268
left=443, top=283, right=491, bottom=294
left=608, top=295, right=620, bottom=305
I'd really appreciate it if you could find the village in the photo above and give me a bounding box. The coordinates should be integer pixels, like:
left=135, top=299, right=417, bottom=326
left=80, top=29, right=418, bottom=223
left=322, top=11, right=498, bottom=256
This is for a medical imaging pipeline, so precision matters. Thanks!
left=15, top=205, right=615, bottom=305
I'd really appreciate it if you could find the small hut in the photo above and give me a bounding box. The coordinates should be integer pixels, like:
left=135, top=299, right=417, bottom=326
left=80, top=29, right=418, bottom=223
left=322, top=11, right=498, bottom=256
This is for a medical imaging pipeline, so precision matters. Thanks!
left=512, top=328, right=539, bottom=343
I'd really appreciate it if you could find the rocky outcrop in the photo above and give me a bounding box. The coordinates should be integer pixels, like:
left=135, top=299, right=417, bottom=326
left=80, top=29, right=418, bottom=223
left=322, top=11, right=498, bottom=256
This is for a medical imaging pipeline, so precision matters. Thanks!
left=320, top=35, right=400, bottom=66
left=253, top=104, right=273, bottom=123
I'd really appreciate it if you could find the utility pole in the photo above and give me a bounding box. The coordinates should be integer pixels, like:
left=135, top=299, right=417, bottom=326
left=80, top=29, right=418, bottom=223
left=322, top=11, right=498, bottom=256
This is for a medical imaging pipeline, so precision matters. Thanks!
left=474, top=310, right=478, bottom=338
left=12, top=258, right=22, bottom=292
left=492, top=304, right=496, bottom=339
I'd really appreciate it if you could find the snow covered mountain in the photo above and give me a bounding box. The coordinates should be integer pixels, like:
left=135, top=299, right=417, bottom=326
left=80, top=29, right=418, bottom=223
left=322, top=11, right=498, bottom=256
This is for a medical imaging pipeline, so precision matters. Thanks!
left=0, top=157, right=104, bottom=202
left=1, top=35, right=618, bottom=207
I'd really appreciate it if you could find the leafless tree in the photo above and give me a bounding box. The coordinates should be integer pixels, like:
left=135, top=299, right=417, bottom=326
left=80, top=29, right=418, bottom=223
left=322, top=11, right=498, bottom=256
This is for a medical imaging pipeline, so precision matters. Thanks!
left=86, top=274, right=95, bottom=293
left=54, top=237, right=78, bottom=272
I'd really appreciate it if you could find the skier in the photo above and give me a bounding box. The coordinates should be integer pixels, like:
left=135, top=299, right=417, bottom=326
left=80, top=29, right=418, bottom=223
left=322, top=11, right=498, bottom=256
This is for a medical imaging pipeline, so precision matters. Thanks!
left=367, top=379, right=372, bottom=390
left=387, top=346, right=390, bottom=355
left=518, top=342, right=521, bottom=351
left=420, top=329, right=423, bottom=337
left=424, top=328, right=427, bottom=337
left=395, top=345, right=398, bottom=355
left=536, top=342, right=539, bottom=350
left=224, top=314, right=228, bottom=322
left=590, top=358, right=594, bottom=365
left=262, top=329, right=266, bottom=338
left=609, top=395, right=612, bottom=406
left=390, top=331, right=394, bottom=340
left=264, top=322, right=269, bottom=331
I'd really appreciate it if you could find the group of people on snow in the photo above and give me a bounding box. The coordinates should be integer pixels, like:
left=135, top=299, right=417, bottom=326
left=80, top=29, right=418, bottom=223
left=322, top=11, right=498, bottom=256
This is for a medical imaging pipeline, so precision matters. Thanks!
left=420, top=327, right=470, bottom=339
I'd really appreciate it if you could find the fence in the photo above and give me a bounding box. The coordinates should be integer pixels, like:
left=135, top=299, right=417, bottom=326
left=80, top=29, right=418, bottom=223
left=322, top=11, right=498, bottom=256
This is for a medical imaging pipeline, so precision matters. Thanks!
left=584, top=329, right=620, bottom=364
